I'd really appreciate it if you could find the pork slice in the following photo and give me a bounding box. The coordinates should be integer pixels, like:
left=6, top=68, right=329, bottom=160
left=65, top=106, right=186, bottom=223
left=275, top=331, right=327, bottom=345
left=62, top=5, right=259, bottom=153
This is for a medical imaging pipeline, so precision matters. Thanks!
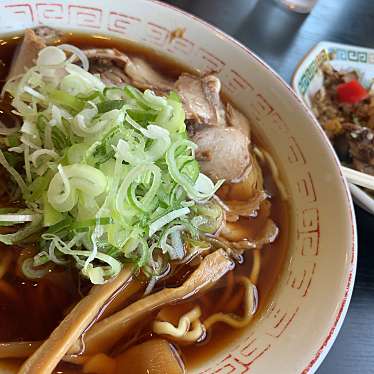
left=202, top=74, right=226, bottom=126
left=7, top=29, right=46, bottom=80
left=90, top=63, right=131, bottom=87
left=34, top=27, right=63, bottom=45
left=84, top=48, right=130, bottom=65
left=221, top=190, right=268, bottom=218
left=175, top=73, right=214, bottom=124
left=83, top=48, right=173, bottom=92
left=220, top=218, right=279, bottom=250
left=125, top=56, right=174, bottom=93
left=83, top=48, right=131, bottom=87
left=89, top=61, right=131, bottom=87
left=175, top=73, right=227, bottom=126
left=193, top=126, right=250, bottom=183
left=226, top=102, right=251, bottom=138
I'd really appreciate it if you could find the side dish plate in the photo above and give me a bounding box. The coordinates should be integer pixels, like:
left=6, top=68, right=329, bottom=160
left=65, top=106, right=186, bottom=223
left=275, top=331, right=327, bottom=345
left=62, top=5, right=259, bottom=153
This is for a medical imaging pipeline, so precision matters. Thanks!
left=292, top=40, right=374, bottom=215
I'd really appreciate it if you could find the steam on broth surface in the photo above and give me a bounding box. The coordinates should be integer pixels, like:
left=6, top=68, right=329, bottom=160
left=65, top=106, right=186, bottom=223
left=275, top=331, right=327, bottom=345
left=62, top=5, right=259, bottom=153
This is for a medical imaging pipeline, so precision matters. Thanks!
left=0, top=29, right=289, bottom=373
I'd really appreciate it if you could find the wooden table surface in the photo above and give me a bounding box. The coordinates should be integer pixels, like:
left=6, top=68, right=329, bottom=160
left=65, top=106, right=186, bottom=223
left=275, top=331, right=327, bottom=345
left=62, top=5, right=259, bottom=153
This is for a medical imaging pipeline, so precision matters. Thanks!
left=163, top=0, right=374, bottom=373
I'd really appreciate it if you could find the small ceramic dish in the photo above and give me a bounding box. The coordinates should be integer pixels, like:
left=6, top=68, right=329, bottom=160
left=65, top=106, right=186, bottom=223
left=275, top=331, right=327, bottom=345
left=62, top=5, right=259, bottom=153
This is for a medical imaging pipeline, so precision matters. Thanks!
left=292, top=40, right=374, bottom=215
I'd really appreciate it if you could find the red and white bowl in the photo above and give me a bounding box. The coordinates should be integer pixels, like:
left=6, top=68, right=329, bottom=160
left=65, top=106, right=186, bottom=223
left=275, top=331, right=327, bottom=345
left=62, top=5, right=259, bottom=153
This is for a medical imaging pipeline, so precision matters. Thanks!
left=0, top=1, right=357, bottom=373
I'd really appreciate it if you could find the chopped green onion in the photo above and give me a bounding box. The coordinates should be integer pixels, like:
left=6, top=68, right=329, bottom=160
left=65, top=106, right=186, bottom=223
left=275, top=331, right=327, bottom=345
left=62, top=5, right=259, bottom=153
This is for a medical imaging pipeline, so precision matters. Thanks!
left=0, top=214, right=34, bottom=222
left=22, top=258, right=48, bottom=279
left=0, top=45, right=225, bottom=284
left=149, top=207, right=190, bottom=237
left=73, top=217, right=113, bottom=230
left=77, top=90, right=104, bottom=101
left=97, top=100, right=126, bottom=113
left=0, top=214, right=43, bottom=245
left=46, top=87, right=85, bottom=113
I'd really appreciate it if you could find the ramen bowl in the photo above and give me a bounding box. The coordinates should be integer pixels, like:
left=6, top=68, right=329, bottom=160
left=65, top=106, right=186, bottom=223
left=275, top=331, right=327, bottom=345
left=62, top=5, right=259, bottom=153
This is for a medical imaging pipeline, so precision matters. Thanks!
left=0, top=0, right=357, bottom=373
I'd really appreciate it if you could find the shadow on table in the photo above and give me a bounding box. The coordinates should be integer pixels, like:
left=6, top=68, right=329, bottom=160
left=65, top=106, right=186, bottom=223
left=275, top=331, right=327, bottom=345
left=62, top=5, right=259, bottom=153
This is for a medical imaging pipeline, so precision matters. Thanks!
left=163, top=0, right=307, bottom=59
left=233, top=0, right=308, bottom=60
left=163, top=0, right=260, bottom=35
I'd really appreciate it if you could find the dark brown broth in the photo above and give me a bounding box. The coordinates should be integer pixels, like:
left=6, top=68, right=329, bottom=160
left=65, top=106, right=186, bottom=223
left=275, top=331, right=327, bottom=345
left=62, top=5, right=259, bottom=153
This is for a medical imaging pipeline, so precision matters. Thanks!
left=0, top=33, right=289, bottom=372
left=0, top=246, right=84, bottom=342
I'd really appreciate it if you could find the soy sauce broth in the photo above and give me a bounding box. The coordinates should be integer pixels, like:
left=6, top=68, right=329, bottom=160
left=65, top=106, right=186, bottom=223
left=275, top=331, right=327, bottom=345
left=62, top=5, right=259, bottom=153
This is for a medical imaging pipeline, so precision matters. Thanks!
left=0, top=247, right=84, bottom=342
left=0, top=32, right=289, bottom=372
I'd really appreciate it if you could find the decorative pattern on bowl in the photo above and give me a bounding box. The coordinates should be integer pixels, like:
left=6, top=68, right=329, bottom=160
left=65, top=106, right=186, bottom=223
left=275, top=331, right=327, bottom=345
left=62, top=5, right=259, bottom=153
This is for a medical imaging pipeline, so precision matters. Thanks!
left=0, top=2, right=357, bottom=373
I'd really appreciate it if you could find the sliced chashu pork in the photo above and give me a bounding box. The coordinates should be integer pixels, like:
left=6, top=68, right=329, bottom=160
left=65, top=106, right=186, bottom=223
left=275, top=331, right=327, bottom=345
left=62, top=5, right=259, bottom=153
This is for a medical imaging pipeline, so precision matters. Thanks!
left=83, top=49, right=254, bottom=183
left=193, top=126, right=251, bottom=183
left=34, top=26, right=63, bottom=44
left=226, top=102, right=251, bottom=138
left=126, top=56, right=174, bottom=93
left=8, top=29, right=254, bottom=185
left=83, top=48, right=174, bottom=93
left=82, top=48, right=131, bottom=87
left=84, top=48, right=242, bottom=132
left=175, top=74, right=254, bottom=183
left=175, top=73, right=226, bottom=126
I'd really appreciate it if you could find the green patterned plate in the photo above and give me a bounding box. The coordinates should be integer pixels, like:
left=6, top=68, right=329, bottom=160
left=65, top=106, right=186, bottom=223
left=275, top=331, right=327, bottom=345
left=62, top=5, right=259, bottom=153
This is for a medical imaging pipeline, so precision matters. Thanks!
left=292, top=41, right=374, bottom=215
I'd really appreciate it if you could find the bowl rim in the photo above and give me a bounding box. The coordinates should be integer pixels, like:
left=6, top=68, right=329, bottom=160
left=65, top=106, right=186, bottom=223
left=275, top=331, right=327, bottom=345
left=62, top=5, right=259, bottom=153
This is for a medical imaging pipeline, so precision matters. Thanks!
left=291, top=39, right=374, bottom=215
left=0, top=1, right=357, bottom=372
left=146, top=1, right=357, bottom=372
